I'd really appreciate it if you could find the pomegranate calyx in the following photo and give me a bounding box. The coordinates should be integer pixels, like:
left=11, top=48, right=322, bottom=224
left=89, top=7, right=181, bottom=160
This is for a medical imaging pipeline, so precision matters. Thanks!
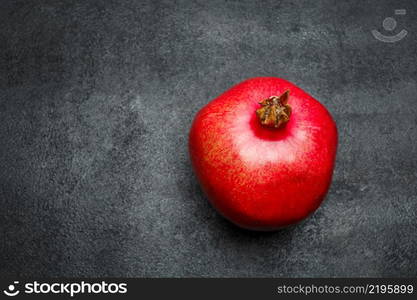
left=256, top=90, right=291, bottom=129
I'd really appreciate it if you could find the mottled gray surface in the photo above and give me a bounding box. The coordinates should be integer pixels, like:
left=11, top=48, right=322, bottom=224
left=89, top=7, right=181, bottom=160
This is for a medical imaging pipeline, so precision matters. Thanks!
left=1, top=0, right=417, bottom=277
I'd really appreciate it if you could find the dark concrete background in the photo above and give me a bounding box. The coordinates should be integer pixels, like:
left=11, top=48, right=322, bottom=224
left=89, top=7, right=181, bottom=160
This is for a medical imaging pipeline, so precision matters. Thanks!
left=1, top=0, right=417, bottom=277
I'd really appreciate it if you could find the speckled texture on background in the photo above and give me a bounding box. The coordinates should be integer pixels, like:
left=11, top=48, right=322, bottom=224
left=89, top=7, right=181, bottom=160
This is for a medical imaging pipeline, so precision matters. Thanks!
left=1, top=0, right=417, bottom=277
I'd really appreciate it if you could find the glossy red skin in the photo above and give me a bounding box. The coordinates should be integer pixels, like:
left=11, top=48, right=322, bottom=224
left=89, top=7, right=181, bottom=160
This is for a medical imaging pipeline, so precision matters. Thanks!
left=189, top=77, right=338, bottom=230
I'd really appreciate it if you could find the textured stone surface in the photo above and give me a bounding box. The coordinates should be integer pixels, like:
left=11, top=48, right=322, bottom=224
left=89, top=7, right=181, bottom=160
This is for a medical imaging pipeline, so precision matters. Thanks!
left=1, top=0, right=417, bottom=277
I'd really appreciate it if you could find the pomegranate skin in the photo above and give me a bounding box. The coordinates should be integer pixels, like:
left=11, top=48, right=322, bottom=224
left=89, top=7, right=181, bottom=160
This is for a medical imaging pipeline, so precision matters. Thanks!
left=189, top=77, right=338, bottom=230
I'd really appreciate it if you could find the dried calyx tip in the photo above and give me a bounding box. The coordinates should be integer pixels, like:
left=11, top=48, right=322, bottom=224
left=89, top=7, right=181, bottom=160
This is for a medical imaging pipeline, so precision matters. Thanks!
left=256, top=90, right=291, bottom=129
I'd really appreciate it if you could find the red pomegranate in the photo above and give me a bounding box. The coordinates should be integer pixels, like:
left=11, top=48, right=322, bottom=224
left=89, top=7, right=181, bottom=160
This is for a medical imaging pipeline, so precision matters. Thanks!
left=189, top=77, right=338, bottom=230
